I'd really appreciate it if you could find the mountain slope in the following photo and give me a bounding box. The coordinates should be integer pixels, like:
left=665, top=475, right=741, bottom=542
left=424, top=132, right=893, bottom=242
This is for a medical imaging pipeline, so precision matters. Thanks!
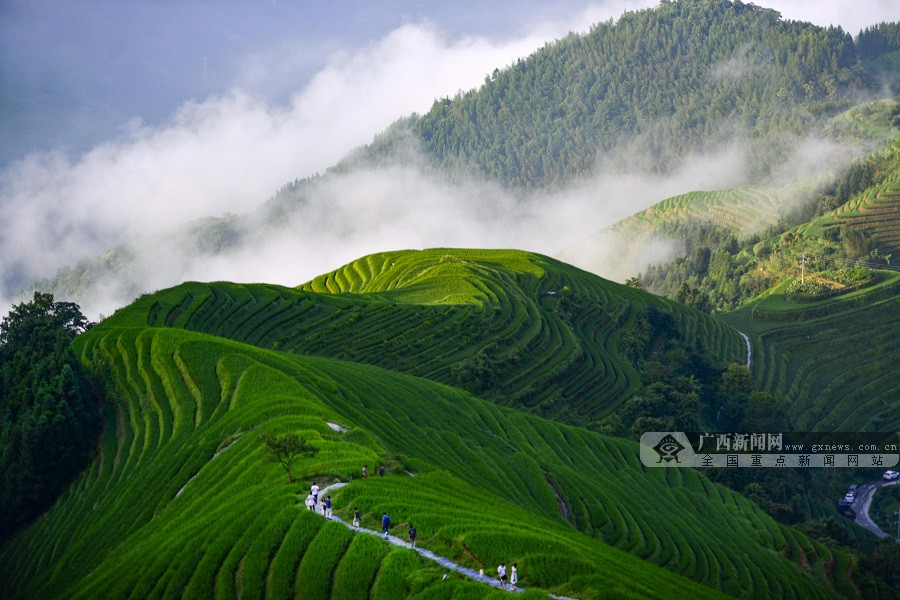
left=377, top=0, right=869, bottom=189
left=0, top=319, right=858, bottom=599
left=720, top=268, right=900, bottom=432
left=109, top=249, right=745, bottom=423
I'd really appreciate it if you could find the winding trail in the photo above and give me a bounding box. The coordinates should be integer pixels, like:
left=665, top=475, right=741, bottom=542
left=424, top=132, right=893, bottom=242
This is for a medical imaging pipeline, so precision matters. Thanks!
left=852, top=479, right=898, bottom=538
left=313, top=482, right=576, bottom=599
left=738, top=331, right=752, bottom=369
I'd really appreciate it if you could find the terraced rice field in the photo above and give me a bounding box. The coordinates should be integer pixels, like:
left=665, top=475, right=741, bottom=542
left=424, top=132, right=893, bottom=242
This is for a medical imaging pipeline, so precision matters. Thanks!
left=0, top=320, right=856, bottom=599
left=613, top=187, right=784, bottom=237
left=722, top=271, right=900, bottom=431
left=832, top=177, right=900, bottom=263
left=117, top=249, right=744, bottom=422
left=795, top=139, right=900, bottom=264
left=559, top=187, right=789, bottom=281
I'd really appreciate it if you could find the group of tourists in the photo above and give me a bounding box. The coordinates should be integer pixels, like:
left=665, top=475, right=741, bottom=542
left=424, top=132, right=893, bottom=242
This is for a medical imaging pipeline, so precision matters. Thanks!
left=304, top=468, right=521, bottom=591
left=496, top=563, right=519, bottom=590
left=361, top=464, right=385, bottom=479
left=304, top=483, right=332, bottom=519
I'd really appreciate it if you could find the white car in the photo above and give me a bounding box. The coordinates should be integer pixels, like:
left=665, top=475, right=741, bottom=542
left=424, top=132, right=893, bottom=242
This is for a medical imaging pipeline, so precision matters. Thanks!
left=884, top=470, right=899, bottom=481
left=844, top=492, right=855, bottom=503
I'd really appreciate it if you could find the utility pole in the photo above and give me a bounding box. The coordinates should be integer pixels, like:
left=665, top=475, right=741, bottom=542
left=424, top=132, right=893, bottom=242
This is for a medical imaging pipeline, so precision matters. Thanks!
left=799, top=252, right=807, bottom=284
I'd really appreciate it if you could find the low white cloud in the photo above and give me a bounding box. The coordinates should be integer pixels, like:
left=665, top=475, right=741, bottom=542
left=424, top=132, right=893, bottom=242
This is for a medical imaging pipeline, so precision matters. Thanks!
left=3, top=11, right=631, bottom=316
left=0, top=0, right=893, bottom=320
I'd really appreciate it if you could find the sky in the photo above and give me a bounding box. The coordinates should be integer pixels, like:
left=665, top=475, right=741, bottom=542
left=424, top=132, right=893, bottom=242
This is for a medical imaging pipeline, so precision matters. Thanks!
left=0, top=0, right=896, bottom=318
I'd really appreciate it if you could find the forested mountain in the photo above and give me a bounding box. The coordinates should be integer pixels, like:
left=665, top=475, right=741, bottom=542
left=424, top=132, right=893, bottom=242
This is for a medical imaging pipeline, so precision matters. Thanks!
left=26, top=2, right=896, bottom=308
left=342, top=0, right=871, bottom=190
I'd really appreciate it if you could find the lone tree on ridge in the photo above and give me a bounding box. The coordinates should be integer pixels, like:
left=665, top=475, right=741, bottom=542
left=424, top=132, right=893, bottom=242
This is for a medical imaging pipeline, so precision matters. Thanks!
left=260, top=432, right=319, bottom=483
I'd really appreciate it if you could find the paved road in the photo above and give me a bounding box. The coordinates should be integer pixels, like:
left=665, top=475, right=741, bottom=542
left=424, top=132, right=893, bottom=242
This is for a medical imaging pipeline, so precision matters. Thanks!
left=313, top=482, right=576, bottom=598
left=850, top=478, right=898, bottom=538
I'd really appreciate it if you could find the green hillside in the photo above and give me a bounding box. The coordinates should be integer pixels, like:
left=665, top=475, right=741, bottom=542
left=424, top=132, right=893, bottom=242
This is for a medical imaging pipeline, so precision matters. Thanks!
left=721, top=270, right=900, bottom=432
left=362, top=0, right=869, bottom=190
left=559, top=186, right=787, bottom=282
left=107, top=249, right=745, bottom=423
left=0, top=317, right=860, bottom=599
left=796, top=142, right=900, bottom=265
left=612, top=188, right=783, bottom=236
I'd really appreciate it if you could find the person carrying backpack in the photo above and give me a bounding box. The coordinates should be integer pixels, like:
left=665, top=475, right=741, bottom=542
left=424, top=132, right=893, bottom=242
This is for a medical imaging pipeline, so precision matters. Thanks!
left=408, top=524, right=417, bottom=547
left=381, top=513, right=390, bottom=537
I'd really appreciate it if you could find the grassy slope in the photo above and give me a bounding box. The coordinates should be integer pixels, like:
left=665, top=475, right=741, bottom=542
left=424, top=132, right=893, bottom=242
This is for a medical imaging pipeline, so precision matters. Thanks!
left=721, top=271, right=900, bottom=431
left=719, top=140, right=900, bottom=432
left=0, top=323, right=855, bottom=599
left=797, top=139, right=900, bottom=265
left=559, top=100, right=899, bottom=283
left=558, top=187, right=787, bottom=282
left=114, top=249, right=744, bottom=424
left=612, top=187, right=784, bottom=238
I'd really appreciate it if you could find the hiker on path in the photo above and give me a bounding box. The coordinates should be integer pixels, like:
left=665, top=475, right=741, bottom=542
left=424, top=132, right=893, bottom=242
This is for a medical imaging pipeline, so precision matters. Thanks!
left=378, top=465, right=385, bottom=477
left=362, top=465, right=368, bottom=479
left=352, top=507, right=361, bottom=530
left=304, top=493, right=315, bottom=510
left=319, top=497, right=327, bottom=516
left=408, top=524, right=417, bottom=547
left=510, top=564, right=518, bottom=590
left=325, top=496, right=333, bottom=519
left=497, top=563, right=507, bottom=589
left=311, top=483, right=320, bottom=505
left=381, top=513, right=390, bottom=537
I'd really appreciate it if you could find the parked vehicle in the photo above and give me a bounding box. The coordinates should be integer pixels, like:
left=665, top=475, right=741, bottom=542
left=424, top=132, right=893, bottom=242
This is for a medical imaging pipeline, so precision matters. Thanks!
left=883, top=470, right=899, bottom=481
left=836, top=498, right=857, bottom=520
left=844, top=492, right=855, bottom=503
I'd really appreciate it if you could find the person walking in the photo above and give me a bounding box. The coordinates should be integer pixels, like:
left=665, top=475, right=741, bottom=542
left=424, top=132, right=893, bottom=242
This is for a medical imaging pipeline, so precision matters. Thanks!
left=304, top=493, right=315, bottom=511
left=497, top=563, right=507, bottom=589
left=510, top=563, right=518, bottom=590
left=319, top=496, right=326, bottom=516
left=310, top=483, right=320, bottom=506
left=408, top=524, right=417, bottom=547
left=381, top=512, right=390, bottom=537
left=378, top=465, right=385, bottom=477
left=352, top=507, right=361, bottom=530
left=324, top=496, right=333, bottom=519
left=362, top=465, right=368, bottom=479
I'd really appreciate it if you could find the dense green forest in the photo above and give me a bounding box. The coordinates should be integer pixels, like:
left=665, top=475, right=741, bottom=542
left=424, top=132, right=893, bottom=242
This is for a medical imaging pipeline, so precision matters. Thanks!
left=0, top=293, right=100, bottom=539
left=856, top=22, right=900, bottom=61
left=394, top=0, right=870, bottom=190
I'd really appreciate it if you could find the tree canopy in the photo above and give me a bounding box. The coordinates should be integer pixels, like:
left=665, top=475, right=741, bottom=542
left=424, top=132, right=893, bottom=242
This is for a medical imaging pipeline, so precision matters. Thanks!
left=390, top=0, right=870, bottom=190
left=0, top=292, right=100, bottom=539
